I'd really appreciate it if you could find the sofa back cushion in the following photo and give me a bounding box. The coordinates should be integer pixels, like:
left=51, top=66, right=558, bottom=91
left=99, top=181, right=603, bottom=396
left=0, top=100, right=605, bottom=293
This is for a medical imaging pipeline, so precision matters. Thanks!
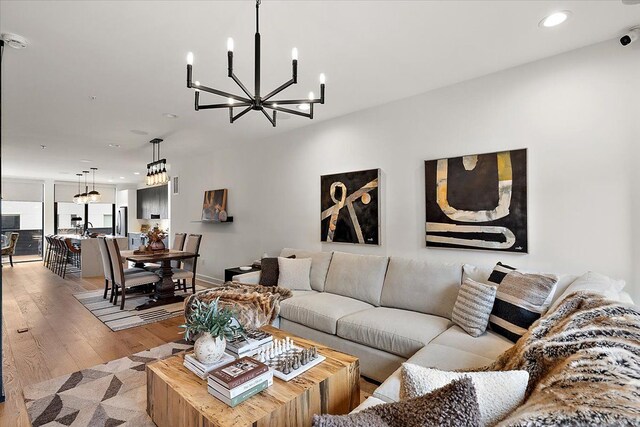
left=381, top=257, right=462, bottom=319
left=280, top=248, right=333, bottom=292
left=323, top=251, right=389, bottom=306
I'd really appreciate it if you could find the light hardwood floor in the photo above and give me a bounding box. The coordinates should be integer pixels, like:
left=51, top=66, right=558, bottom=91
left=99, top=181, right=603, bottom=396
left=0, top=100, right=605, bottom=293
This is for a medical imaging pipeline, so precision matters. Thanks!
left=0, top=262, right=377, bottom=426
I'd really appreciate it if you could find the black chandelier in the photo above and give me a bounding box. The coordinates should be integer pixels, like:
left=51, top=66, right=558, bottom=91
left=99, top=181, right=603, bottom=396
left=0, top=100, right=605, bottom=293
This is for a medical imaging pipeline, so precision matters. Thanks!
left=185, top=0, right=325, bottom=127
left=146, top=138, right=169, bottom=186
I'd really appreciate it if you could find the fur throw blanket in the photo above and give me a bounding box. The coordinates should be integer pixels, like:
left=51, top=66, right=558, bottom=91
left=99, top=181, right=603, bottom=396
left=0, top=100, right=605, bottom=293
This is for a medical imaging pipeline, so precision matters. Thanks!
left=481, top=291, right=640, bottom=426
left=184, top=282, right=292, bottom=329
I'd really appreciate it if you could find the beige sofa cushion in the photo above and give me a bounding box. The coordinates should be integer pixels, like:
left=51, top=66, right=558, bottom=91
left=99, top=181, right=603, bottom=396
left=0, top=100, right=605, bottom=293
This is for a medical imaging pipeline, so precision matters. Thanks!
left=280, top=248, right=333, bottom=292
left=381, top=257, right=462, bottom=319
left=323, top=251, right=389, bottom=306
left=279, top=292, right=372, bottom=335
left=372, top=326, right=511, bottom=404
left=336, top=307, right=451, bottom=358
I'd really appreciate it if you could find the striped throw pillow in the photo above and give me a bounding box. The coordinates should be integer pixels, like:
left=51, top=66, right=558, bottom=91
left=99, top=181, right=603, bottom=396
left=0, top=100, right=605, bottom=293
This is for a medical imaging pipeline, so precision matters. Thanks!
left=488, top=262, right=558, bottom=342
left=452, top=278, right=498, bottom=337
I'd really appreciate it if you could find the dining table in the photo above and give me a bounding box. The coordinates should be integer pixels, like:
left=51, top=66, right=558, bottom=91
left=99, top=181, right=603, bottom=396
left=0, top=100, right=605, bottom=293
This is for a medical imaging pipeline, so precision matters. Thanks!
left=121, top=249, right=199, bottom=311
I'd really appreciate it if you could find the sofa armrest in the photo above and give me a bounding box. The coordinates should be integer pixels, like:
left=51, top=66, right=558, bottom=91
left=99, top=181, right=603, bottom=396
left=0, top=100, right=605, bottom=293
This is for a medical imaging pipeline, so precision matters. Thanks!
left=232, top=270, right=261, bottom=284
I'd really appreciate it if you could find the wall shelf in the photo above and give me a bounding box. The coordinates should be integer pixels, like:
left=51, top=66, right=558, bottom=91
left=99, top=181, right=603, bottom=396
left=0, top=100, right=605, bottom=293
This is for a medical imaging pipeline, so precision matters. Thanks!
left=191, top=216, right=234, bottom=223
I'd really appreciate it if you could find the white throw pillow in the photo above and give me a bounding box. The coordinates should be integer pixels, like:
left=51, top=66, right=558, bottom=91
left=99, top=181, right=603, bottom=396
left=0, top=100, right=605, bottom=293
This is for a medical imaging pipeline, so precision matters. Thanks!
left=400, top=363, right=529, bottom=427
left=277, top=257, right=312, bottom=291
left=549, top=271, right=627, bottom=311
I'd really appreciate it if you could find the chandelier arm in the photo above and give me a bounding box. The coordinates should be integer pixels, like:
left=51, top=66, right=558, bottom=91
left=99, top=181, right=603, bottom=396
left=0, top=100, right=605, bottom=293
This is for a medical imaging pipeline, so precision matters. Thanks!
left=259, top=107, right=276, bottom=127
left=266, top=98, right=321, bottom=106
left=230, top=73, right=254, bottom=99
left=230, top=106, right=253, bottom=123
left=264, top=104, right=311, bottom=118
left=198, top=102, right=251, bottom=110
left=262, top=78, right=295, bottom=102
left=196, top=84, right=252, bottom=103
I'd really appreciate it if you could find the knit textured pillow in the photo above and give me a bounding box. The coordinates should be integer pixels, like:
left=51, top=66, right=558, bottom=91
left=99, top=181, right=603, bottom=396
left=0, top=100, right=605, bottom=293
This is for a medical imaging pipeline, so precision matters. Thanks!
left=487, top=262, right=558, bottom=342
left=258, top=255, right=295, bottom=286
left=400, top=363, right=528, bottom=427
left=452, top=278, right=497, bottom=337
left=313, top=377, right=480, bottom=427
left=277, top=257, right=312, bottom=291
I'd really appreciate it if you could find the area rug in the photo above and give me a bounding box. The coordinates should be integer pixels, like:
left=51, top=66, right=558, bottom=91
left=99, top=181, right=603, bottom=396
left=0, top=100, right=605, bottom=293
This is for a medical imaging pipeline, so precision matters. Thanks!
left=74, top=285, right=207, bottom=331
left=24, top=341, right=193, bottom=427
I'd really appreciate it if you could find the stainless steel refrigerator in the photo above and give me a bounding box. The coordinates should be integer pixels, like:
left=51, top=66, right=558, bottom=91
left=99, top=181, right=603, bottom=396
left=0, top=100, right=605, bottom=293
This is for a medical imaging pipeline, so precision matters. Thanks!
left=116, top=206, right=128, bottom=236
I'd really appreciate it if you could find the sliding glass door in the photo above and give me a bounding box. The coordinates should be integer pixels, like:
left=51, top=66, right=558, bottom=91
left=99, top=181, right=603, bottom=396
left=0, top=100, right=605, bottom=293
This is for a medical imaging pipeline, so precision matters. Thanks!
left=1, top=199, right=44, bottom=262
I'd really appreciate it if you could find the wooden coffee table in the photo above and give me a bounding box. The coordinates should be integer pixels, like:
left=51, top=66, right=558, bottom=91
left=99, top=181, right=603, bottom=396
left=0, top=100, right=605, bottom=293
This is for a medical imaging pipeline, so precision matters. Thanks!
left=146, top=326, right=360, bottom=427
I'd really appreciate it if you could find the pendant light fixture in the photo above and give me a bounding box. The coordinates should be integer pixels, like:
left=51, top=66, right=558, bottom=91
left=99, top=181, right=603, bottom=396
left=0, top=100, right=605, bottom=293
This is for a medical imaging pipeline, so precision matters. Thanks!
left=73, top=173, right=83, bottom=204
left=185, top=0, right=325, bottom=127
left=78, top=171, right=89, bottom=204
left=146, top=138, right=169, bottom=186
left=88, top=167, right=101, bottom=202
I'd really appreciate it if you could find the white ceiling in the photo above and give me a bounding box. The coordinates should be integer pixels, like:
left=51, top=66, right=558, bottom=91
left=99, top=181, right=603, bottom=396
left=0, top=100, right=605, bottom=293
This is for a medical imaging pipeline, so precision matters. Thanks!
left=1, top=0, right=639, bottom=184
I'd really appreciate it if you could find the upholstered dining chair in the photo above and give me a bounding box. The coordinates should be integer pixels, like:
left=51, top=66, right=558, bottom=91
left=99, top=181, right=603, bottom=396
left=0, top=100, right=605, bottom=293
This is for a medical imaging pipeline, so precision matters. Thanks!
left=98, top=237, right=147, bottom=302
left=169, top=233, right=202, bottom=294
left=105, top=237, right=160, bottom=310
left=1, top=232, right=20, bottom=267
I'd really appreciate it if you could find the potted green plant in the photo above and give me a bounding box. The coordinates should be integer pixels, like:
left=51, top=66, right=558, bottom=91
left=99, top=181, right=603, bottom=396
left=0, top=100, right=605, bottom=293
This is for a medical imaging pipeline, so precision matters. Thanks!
left=180, top=297, right=244, bottom=364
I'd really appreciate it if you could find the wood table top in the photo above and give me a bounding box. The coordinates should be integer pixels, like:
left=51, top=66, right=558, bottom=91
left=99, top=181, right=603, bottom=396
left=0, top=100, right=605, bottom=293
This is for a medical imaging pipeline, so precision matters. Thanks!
left=146, top=325, right=360, bottom=426
left=122, top=249, right=199, bottom=263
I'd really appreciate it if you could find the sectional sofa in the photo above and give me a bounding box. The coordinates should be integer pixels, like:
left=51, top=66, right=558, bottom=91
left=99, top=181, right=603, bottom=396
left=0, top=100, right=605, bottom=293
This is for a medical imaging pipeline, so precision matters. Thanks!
left=233, top=248, right=634, bottom=409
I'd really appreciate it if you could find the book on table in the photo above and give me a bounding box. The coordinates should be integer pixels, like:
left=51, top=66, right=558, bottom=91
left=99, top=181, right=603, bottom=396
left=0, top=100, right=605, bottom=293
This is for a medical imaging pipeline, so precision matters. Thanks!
left=226, top=329, right=273, bottom=356
left=207, top=356, right=272, bottom=407
left=183, top=352, right=235, bottom=380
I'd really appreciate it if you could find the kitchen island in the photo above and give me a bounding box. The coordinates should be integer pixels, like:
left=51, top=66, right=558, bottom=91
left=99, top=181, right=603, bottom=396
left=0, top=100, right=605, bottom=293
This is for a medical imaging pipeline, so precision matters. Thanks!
left=58, top=235, right=129, bottom=278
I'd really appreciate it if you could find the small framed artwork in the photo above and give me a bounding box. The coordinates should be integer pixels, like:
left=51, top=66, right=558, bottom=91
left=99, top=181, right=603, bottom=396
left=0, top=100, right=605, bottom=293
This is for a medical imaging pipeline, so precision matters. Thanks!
left=202, top=189, right=229, bottom=222
left=425, top=149, right=527, bottom=253
left=321, top=168, right=380, bottom=245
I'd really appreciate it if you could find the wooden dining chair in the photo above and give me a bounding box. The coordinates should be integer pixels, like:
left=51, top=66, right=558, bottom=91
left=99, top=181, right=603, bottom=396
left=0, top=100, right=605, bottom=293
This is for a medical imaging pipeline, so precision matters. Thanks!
left=105, top=237, right=160, bottom=310
left=170, top=234, right=202, bottom=294
left=145, top=233, right=187, bottom=272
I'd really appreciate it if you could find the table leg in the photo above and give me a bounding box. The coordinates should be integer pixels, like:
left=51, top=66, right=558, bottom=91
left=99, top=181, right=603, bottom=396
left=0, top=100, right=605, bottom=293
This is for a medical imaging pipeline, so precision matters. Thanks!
left=135, top=259, right=184, bottom=310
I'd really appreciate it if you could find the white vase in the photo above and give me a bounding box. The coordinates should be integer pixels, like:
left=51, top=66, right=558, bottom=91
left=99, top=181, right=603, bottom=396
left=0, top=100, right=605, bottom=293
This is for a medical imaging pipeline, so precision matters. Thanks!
left=194, top=333, right=226, bottom=365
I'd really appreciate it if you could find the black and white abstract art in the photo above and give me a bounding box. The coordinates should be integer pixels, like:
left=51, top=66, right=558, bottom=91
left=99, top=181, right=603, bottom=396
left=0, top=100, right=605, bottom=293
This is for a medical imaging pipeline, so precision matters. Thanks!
left=425, top=149, right=527, bottom=253
left=321, top=169, right=380, bottom=245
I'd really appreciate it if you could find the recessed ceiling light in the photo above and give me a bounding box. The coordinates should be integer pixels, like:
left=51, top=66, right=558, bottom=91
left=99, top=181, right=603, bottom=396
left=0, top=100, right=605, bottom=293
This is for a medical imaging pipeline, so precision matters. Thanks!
left=108, top=179, right=114, bottom=182
left=120, top=176, right=125, bottom=179
left=163, top=113, right=179, bottom=119
left=89, top=95, right=97, bottom=100
left=539, top=11, right=571, bottom=28
left=108, top=143, right=121, bottom=148
left=40, top=145, right=47, bottom=149
left=134, top=172, right=140, bottom=175
left=80, top=159, right=92, bottom=163
left=297, top=104, right=310, bottom=111
left=130, top=129, right=149, bottom=135
left=1, top=33, right=28, bottom=49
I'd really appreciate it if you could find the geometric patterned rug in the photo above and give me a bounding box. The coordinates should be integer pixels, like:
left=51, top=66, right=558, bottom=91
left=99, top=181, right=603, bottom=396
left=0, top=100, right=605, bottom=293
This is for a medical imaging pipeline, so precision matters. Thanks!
left=73, top=285, right=207, bottom=332
left=23, top=341, right=193, bottom=427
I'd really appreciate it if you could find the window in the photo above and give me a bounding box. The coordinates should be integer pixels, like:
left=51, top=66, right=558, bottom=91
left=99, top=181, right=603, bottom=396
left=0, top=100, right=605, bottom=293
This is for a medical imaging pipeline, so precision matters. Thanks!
left=1, top=200, right=44, bottom=262
left=88, top=203, right=114, bottom=234
left=56, top=202, right=85, bottom=234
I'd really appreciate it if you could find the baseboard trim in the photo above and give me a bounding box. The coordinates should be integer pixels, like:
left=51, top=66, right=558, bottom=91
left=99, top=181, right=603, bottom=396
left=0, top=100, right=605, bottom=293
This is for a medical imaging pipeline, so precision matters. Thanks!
left=196, top=273, right=225, bottom=286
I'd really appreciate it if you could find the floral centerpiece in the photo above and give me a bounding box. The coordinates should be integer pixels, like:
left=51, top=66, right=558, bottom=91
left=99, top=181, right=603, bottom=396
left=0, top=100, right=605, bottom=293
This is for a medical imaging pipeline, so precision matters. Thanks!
left=146, top=226, right=167, bottom=251
left=180, top=297, right=245, bottom=364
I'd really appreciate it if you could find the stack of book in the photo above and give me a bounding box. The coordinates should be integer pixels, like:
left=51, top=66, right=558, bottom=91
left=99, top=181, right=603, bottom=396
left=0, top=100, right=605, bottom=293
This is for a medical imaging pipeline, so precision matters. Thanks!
left=226, top=329, right=273, bottom=358
left=183, top=352, right=235, bottom=380
left=208, top=357, right=273, bottom=407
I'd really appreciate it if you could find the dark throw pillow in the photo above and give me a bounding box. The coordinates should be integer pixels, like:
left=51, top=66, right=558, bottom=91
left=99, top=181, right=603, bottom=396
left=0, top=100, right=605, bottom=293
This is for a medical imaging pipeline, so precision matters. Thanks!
left=488, top=262, right=558, bottom=342
left=313, top=377, right=480, bottom=427
left=259, top=255, right=295, bottom=286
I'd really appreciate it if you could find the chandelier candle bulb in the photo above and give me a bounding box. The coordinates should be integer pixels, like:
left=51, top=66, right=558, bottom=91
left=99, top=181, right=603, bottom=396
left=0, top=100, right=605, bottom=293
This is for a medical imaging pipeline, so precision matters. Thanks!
left=308, top=91, right=315, bottom=101
left=227, top=38, right=234, bottom=52
left=319, top=73, right=326, bottom=84
left=291, top=47, right=298, bottom=61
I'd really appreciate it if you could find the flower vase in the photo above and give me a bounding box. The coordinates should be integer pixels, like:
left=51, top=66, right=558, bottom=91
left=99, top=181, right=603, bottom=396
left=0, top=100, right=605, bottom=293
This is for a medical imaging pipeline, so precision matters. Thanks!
left=149, top=239, right=165, bottom=251
left=194, top=333, right=226, bottom=365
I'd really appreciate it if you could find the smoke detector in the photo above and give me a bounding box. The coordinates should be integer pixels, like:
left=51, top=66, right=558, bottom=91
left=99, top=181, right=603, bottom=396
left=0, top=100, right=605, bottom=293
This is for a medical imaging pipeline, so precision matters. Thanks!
left=1, top=33, right=29, bottom=49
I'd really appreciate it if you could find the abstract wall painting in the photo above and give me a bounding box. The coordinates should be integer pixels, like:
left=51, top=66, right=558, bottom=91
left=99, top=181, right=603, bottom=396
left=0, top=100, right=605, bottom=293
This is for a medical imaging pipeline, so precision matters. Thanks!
left=321, top=169, right=380, bottom=245
left=202, top=189, right=229, bottom=222
left=425, top=149, right=527, bottom=253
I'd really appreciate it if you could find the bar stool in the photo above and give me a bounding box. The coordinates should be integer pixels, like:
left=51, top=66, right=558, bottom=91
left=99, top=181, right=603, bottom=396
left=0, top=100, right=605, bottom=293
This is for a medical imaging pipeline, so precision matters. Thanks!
left=62, top=238, right=81, bottom=278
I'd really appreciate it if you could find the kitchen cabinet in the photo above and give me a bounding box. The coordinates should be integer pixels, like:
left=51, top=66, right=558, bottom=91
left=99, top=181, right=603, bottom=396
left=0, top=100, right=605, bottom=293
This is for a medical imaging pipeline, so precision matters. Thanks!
left=137, top=185, right=168, bottom=219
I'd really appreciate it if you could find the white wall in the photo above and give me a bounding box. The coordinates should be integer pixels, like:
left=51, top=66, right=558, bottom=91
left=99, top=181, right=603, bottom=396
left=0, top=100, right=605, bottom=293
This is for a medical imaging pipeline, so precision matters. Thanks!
left=171, top=39, right=640, bottom=300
